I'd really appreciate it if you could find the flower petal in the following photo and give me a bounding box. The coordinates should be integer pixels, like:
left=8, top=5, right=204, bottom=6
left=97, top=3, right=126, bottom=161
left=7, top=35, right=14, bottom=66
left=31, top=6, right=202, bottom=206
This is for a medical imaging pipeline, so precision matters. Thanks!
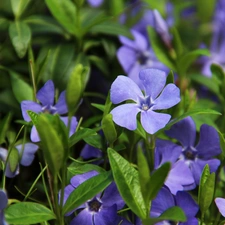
left=5, top=163, right=19, bottom=178
left=195, top=124, right=221, bottom=159
left=165, top=117, right=196, bottom=147
left=94, top=204, right=118, bottom=225
left=110, top=104, right=140, bottom=130
left=176, top=191, right=199, bottom=218
left=30, top=126, right=40, bottom=142
left=117, top=46, right=137, bottom=73
left=54, top=91, right=68, bottom=114
left=101, top=182, right=124, bottom=210
left=87, top=0, right=103, bottom=7
left=110, top=76, right=143, bottom=104
left=70, top=171, right=99, bottom=188
left=36, top=80, right=55, bottom=106
left=128, top=62, right=143, bottom=89
left=139, top=68, right=167, bottom=99
left=215, top=198, right=225, bottom=217
left=0, top=148, right=8, bottom=161
left=16, top=143, right=39, bottom=166
left=21, top=101, right=42, bottom=122
left=141, top=111, right=171, bottom=134
left=70, top=209, right=93, bottom=225
left=60, top=116, right=78, bottom=137
left=152, top=83, right=180, bottom=110
left=0, top=190, right=8, bottom=210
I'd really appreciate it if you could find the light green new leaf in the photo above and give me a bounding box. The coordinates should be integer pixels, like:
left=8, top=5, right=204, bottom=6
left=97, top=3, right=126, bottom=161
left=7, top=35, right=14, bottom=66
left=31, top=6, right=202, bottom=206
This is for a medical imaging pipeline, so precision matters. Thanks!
left=9, top=21, right=31, bottom=58
left=45, top=0, right=77, bottom=35
left=8, top=147, right=19, bottom=172
left=63, top=171, right=112, bottom=214
left=10, top=0, right=31, bottom=19
left=108, top=148, right=147, bottom=219
left=102, top=114, right=117, bottom=145
left=0, top=113, right=12, bottom=144
left=5, top=202, right=56, bottom=224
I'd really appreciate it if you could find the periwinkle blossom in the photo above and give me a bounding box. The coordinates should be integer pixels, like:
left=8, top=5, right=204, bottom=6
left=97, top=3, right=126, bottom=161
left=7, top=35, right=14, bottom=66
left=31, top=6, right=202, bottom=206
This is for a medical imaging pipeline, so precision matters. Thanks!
left=0, top=190, right=8, bottom=225
left=21, top=80, right=78, bottom=142
left=110, top=68, right=180, bottom=134
left=117, top=30, right=169, bottom=86
left=63, top=171, right=132, bottom=225
left=215, top=198, right=225, bottom=217
left=87, top=0, right=103, bottom=7
left=0, top=143, right=38, bottom=178
left=150, top=187, right=199, bottom=225
left=166, top=117, right=221, bottom=185
left=155, top=139, right=195, bottom=194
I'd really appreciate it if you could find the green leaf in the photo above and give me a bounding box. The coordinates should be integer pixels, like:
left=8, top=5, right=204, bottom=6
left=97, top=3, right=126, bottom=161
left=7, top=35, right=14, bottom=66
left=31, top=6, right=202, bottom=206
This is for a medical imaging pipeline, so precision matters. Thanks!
left=163, top=108, right=221, bottom=132
left=10, top=0, right=31, bottom=19
left=9, top=71, right=33, bottom=102
left=35, top=114, right=65, bottom=174
left=84, top=133, right=104, bottom=150
left=102, top=114, right=117, bottom=145
left=69, top=128, right=97, bottom=147
left=66, top=64, right=88, bottom=116
left=27, top=111, right=39, bottom=125
left=8, top=147, right=19, bottom=172
left=63, top=171, right=112, bottom=214
left=0, top=113, right=12, bottom=144
left=198, top=165, right=215, bottom=214
left=210, top=63, right=225, bottom=81
left=148, top=162, right=171, bottom=200
left=9, top=21, right=31, bottom=58
left=108, top=148, right=147, bottom=219
left=143, top=206, right=186, bottom=225
left=197, top=0, right=217, bottom=22
left=88, top=55, right=109, bottom=75
left=137, top=147, right=151, bottom=209
left=170, top=27, right=183, bottom=57
left=177, top=49, right=210, bottom=74
left=91, top=103, right=105, bottom=112
left=45, top=0, right=77, bottom=35
left=5, top=202, right=56, bottom=224
left=147, top=26, right=176, bottom=71
left=89, top=21, right=132, bottom=38
left=142, top=0, right=167, bottom=16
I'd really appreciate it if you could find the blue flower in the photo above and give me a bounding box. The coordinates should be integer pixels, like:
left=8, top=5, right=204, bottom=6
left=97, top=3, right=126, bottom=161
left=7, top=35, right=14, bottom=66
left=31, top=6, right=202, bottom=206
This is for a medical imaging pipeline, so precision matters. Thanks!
left=0, top=190, right=8, bottom=225
left=21, top=80, right=78, bottom=142
left=62, top=171, right=132, bottom=225
left=0, top=143, right=38, bottom=178
left=110, top=68, right=180, bottom=134
left=165, top=117, right=221, bottom=186
left=87, top=0, right=103, bottom=7
left=215, top=197, right=225, bottom=217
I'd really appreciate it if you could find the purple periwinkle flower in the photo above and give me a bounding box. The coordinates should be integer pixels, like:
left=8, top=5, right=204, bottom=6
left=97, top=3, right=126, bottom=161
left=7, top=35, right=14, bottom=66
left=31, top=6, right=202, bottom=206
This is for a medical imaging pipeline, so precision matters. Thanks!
left=151, top=187, right=199, bottom=225
left=153, top=9, right=172, bottom=49
left=63, top=171, right=132, bottom=225
left=0, top=190, right=8, bottom=225
left=21, top=80, right=78, bottom=142
left=215, top=197, right=225, bottom=217
left=0, top=143, right=38, bottom=178
left=87, top=0, right=103, bottom=7
left=110, top=68, right=180, bottom=134
left=155, top=140, right=195, bottom=194
left=166, top=117, right=221, bottom=185
left=117, top=30, right=169, bottom=86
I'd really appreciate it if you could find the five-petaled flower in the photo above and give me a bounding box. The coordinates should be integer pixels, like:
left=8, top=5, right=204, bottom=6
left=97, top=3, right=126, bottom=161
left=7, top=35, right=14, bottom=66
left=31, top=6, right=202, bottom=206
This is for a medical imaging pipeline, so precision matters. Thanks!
left=110, top=68, right=180, bottom=134
left=21, top=80, right=77, bottom=142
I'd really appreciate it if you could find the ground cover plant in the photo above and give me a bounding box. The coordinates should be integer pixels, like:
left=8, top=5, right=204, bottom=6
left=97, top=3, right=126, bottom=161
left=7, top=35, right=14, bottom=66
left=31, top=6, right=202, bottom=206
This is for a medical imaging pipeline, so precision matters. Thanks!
left=1, top=0, right=225, bottom=224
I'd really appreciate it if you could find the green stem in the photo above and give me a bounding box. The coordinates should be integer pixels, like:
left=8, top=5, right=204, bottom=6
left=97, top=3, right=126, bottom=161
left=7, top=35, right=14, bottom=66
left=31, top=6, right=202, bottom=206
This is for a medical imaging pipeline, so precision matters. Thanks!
left=53, top=174, right=61, bottom=225
left=145, top=134, right=155, bottom=172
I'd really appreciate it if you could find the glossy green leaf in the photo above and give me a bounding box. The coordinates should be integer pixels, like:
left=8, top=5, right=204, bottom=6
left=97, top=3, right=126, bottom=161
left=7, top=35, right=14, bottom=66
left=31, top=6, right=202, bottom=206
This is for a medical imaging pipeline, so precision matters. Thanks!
left=108, top=148, right=147, bottom=219
left=35, top=114, right=65, bottom=174
left=143, top=206, right=186, bottom=225
left=5, top=202, right=56, bottom=224
left=148, top=162, right=171, bottom=200
left=10, top=0, right=31, bottom=19
left=63, top=171, right=112, bottom=214
left=9, top=71, right=33, bottom=102
left=69, top=128, right=97, bottom=147
left=8, top=147, right=19, bottom=172
left=102, top=114, right=117, bottom=145
left=147, top=26, right=176, bottom=71
left=45, top=0, right=77, bottom=35
left=84, top=133, right=104, bottom=150
left=90, top=21, right=132, bottom=38
left=9, top=21, right=31, bottom=58
left=177, top=49, right=210, bottom=74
